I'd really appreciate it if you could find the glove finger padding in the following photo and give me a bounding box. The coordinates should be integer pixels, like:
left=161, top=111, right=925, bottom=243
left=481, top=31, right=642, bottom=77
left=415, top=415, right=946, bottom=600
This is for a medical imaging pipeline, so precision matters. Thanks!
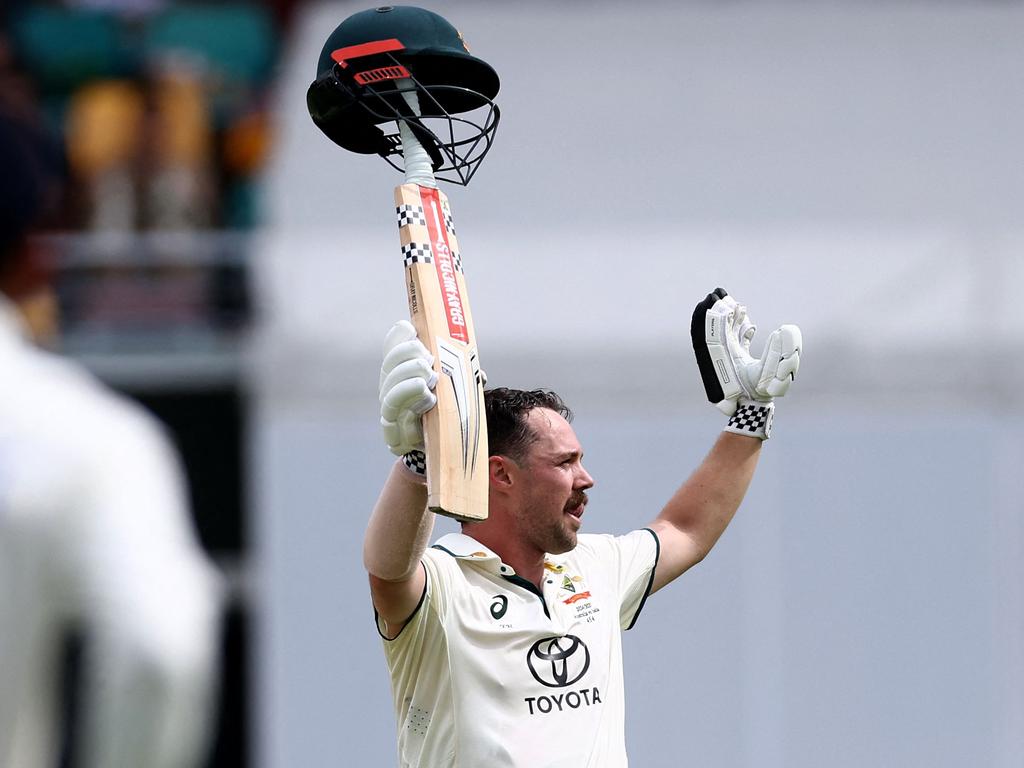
left=381, top=418, right=405, bottom=455
left=754, top=325, right=802, bottom=399
left=734, top=304, right=757, bottom=352
left=380, top=377, right=437, bottom=423
left=379, top=320, right=438, bottom=458
left=382, top=319, right=417, bottom=356
left=381, top=339, right=435, bottom=389
left=381, top=407, right=430, bottom=456
left=380, top=358, right=437, bottom=404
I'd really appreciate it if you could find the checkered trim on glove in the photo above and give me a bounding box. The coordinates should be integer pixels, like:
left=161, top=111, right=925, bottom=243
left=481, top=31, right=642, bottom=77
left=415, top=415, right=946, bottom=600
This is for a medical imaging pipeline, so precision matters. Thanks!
left=402, top=450, right=427, bottom=477
left=724, top=401, right=774, bottom=440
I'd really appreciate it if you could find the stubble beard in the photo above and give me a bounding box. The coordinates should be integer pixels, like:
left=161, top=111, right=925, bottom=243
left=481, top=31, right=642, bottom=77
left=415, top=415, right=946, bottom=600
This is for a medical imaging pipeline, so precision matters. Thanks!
left=546, top=521, right=577, bottom=555
left=519, top=497, right=578, bottom=556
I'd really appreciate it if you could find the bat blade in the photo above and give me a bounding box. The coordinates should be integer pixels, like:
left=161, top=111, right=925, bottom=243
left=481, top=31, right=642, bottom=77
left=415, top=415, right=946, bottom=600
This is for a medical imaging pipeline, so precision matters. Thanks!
left=395, top=183, right=488, bottom=521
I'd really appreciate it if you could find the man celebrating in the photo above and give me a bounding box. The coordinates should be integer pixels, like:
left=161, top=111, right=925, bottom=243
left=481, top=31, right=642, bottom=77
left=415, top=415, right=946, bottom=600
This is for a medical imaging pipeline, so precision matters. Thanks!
left=366, top=297, right=801, bottom=766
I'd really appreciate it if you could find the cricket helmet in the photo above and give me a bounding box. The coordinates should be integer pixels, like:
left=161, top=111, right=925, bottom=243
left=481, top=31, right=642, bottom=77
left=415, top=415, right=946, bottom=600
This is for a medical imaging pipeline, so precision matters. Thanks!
left=306, top=5, right=500, bottom=185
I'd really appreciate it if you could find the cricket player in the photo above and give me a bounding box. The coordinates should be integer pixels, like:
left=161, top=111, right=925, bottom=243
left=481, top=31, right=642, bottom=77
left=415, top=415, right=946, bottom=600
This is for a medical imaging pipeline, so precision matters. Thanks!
left=0, top=107, right=223, bottom=766
left=368, top=299, right=802, bottom=765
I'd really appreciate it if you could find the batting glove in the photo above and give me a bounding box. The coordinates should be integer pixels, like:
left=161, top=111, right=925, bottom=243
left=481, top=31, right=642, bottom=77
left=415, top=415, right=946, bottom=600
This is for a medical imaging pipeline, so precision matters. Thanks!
left=691, top=288, right=802, bottom=440
left=380, top=320, right=437, bottom=475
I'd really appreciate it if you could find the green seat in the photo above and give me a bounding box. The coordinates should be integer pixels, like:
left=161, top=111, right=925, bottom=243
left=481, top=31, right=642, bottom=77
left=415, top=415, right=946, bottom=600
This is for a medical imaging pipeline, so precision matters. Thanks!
left=142, top=4, right=276, bottom=85
left=10, top=7, right=133, bottom=92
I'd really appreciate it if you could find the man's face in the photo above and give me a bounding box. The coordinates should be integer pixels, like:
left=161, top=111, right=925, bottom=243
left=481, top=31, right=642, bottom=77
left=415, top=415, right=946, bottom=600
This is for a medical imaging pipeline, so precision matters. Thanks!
left=512, top=408, right=594, bottom=555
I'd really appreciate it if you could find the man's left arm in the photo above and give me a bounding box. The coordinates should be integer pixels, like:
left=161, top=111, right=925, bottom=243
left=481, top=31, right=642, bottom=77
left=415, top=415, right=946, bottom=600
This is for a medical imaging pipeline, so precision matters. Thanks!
left=648, top=433, right=760, bottom=593
left=646, top=289, right=802, bottom=594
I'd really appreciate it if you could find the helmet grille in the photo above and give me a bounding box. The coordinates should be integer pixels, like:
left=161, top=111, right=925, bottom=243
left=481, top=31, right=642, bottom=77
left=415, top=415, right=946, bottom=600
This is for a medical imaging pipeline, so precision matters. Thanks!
left=354, top=64, right=412, bottom=85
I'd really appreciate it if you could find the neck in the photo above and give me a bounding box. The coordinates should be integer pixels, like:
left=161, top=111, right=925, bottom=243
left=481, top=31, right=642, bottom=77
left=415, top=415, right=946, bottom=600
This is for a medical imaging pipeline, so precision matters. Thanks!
left=0, top=288, right=58, bottom=345
left=1, top=243, right=58, bottom=344
left=462, top=522, right=547, bottom=590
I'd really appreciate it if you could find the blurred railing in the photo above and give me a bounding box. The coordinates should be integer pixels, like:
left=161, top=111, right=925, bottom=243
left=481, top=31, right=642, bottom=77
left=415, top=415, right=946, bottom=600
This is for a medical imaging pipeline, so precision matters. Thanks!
left=48, top=230, right=253, bottom=391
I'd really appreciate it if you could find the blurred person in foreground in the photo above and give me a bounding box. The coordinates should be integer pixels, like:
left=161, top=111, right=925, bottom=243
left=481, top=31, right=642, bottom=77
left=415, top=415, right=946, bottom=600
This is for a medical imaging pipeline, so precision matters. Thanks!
left=368, top=292, right=802, bottom=765
left=0, top=105, right=223, bottom=766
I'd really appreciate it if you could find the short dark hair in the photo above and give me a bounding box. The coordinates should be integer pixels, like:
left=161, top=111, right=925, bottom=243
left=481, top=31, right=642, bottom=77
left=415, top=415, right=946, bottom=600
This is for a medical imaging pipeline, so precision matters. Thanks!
left=0, top=108, right=64, bottom=272
left=485, top=387, right=573, bottom=463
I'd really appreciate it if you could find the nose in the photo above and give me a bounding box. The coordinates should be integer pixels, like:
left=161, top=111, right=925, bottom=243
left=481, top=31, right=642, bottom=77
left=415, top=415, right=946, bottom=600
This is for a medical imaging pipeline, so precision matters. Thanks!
left=576, top=463, right=594, bottom=490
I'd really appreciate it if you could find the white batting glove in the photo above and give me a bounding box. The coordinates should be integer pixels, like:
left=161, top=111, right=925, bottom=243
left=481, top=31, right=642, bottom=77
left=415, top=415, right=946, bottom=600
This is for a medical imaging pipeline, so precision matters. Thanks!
left=379, top=320, right=437, bottom=475
left=691, top=288, right=802, bottom=440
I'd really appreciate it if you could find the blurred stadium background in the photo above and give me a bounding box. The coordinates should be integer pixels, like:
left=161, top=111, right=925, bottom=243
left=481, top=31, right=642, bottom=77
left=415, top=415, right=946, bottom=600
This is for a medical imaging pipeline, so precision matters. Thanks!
left=3, top=0, right=1022, bottom=766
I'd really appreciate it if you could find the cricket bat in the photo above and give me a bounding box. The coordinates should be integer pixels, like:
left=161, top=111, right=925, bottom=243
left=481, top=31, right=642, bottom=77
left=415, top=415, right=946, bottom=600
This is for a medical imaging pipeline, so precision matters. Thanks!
left=394, top=87, right=488, bottom=522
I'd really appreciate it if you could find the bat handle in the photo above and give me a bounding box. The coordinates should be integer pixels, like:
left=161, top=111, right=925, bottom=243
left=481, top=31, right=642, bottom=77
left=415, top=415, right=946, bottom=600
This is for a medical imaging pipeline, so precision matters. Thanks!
left=397, top=80, right=437, bottom=188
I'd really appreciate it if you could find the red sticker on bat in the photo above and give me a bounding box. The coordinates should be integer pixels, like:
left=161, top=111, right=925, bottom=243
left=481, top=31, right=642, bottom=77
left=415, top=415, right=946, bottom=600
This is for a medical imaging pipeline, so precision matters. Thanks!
left=420, top=187, right=467, bottom=343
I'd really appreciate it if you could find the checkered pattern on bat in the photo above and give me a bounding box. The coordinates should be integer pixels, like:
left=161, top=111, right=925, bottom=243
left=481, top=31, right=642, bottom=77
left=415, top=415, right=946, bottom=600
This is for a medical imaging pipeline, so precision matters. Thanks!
left=396, top=204, right=426, bottom=228
left=727, top=402, right=772, bottom=435
left=403, top=450, right=427, bottom=476
left=440, top=203, right=462, bottom=271
left=402, top=242, right=433, bottom=266
left=441, top=202, right=456, bottom=235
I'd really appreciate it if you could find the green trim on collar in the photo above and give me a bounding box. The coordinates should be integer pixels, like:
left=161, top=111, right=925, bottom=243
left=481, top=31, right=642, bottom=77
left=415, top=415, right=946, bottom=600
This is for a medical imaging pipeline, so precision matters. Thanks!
left=431, top=533, right=513, bottom=575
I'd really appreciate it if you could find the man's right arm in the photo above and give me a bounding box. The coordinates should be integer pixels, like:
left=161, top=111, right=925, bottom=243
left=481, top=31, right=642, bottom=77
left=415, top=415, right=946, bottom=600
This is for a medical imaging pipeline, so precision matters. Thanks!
left=366, top=320, right=440, bottom=637
left=364, top=461, right=432, bottom=637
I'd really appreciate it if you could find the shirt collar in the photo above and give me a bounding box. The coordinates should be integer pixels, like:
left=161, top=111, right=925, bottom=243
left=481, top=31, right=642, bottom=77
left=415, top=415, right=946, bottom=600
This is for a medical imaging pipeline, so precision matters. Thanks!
left=431, top=532, right=571, bottom=578
left=432, top=533, right=512, bottom=576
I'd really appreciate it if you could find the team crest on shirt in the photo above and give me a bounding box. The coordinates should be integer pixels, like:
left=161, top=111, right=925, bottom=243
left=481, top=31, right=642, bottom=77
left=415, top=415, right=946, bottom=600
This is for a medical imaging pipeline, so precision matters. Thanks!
left=557, top=573, right=584, bottom=596
left=556, top=573, right=597, bottom=612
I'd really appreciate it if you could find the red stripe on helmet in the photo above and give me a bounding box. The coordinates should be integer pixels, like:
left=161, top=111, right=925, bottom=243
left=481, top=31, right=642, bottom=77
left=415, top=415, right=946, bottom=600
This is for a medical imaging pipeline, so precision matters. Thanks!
left=331, top=38, right=406, bottom=68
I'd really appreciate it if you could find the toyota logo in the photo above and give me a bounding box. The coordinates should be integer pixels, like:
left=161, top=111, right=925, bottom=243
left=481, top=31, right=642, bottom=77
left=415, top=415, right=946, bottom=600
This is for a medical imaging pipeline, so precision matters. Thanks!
left=526, top=635, right=590, bottom=688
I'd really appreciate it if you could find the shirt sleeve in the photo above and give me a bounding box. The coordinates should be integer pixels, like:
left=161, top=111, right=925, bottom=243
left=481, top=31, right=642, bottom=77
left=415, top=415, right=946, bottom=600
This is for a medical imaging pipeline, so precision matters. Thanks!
left=616, top=528, right=660, bottom=630
left=578, top=529, right=660, bottom=631
left=377, top=547, right=461, bottom=757
left=377, top=545, right=459, bottom=643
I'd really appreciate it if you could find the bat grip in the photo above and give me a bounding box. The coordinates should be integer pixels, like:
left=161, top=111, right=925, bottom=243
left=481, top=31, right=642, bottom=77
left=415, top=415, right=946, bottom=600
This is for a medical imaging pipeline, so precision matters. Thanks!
left=397, top=80, right=437, bottom=188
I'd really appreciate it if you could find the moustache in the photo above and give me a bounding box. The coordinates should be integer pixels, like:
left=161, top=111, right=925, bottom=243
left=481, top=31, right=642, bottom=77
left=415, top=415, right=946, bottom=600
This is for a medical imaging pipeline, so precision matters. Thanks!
left=566, top=491, right=589, bottom=510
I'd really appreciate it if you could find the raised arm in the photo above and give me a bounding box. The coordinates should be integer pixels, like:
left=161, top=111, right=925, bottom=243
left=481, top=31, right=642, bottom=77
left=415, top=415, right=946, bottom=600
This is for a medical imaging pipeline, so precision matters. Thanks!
left=365, top=463, right=432, bottom=636
left=648, top=289, right=802, bottom=594
left=365, top=321, right=439, bottom=636
left=648, top=433, right=760, bottom=592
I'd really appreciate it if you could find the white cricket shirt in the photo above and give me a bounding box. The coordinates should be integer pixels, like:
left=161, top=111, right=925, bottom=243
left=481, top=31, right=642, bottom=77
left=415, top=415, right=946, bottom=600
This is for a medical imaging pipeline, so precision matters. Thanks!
left=0, top=297, right=222, bottom=768
left=378, top=528, right=660, bottom=767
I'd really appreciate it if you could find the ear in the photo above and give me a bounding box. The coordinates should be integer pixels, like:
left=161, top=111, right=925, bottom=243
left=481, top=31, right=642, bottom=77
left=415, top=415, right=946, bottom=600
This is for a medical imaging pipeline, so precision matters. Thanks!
left=488, top=455, right=516, bottom=492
